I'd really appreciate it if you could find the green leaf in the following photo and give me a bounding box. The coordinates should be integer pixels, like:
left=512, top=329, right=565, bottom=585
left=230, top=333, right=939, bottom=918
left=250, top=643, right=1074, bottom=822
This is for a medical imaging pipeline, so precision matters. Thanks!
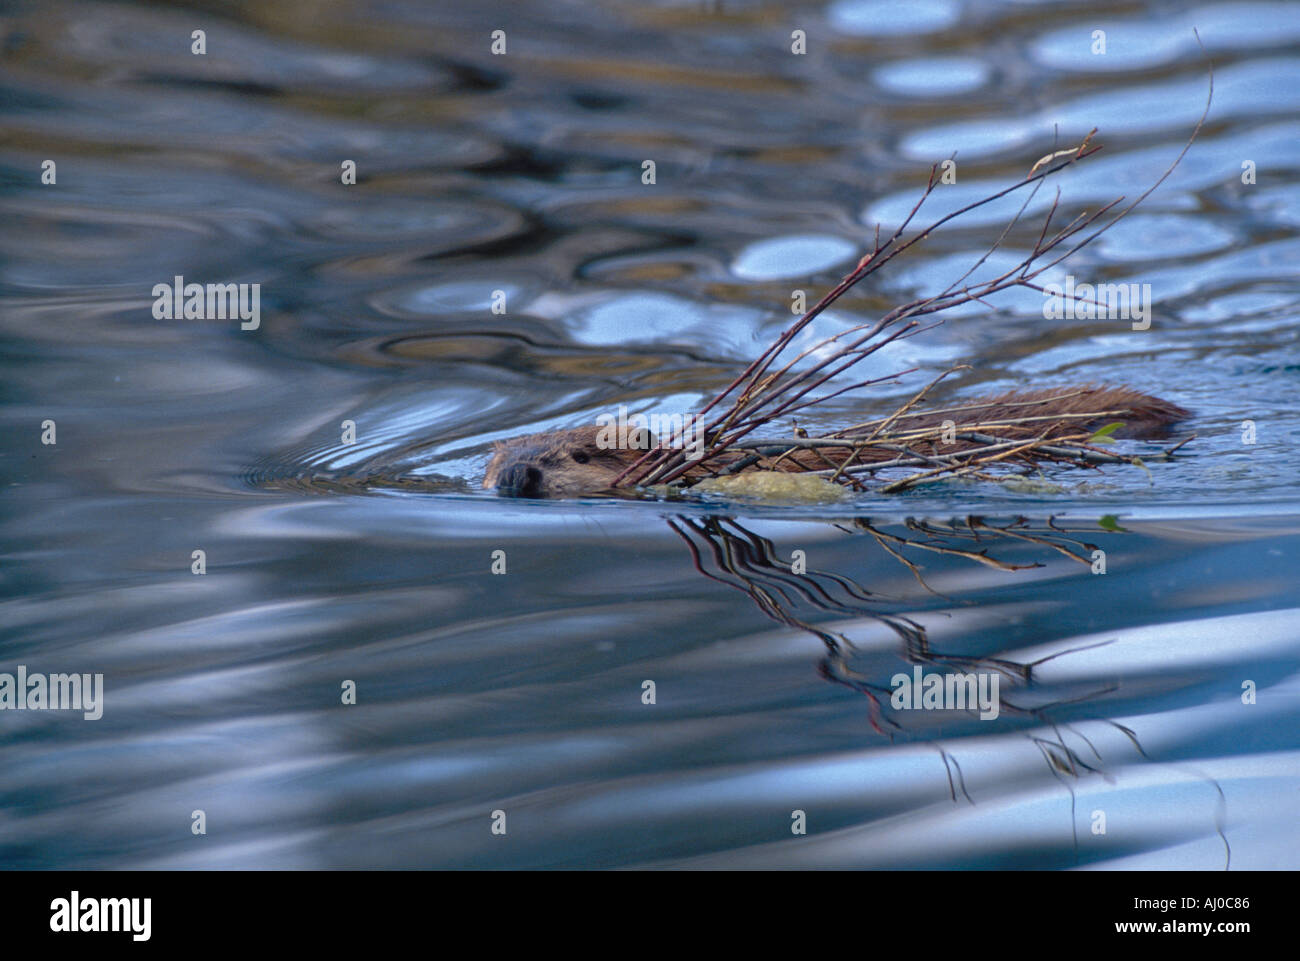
left=1097, top=514, right=1128, bottom=533
left=1088, top=421, right=1125, bottom=444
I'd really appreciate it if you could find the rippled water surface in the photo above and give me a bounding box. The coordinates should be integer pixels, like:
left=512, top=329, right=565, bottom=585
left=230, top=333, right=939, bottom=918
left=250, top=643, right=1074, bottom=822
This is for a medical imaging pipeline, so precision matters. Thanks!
left=2, top=0, right=1299, bottom=869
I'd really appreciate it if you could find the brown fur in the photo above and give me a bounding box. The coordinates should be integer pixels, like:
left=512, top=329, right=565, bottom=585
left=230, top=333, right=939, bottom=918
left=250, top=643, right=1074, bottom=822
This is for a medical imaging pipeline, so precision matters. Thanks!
left=483, top=386, right=1189, bottom=498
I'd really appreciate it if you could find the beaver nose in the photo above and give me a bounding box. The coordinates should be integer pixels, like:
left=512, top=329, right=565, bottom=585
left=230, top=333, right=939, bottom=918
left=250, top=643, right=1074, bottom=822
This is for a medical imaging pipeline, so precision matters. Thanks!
left=497, top=462, right=543, bottom=498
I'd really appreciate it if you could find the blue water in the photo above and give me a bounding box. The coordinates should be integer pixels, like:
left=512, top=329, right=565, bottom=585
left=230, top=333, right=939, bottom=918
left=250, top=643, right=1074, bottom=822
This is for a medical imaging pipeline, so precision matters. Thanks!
left=1, top=0, right=1298, bottom=868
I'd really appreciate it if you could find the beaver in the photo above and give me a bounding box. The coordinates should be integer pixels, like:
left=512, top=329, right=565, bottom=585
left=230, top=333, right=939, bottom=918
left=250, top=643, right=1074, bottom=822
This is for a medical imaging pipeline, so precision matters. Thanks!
left=482, top=386, right=1189, bottom=498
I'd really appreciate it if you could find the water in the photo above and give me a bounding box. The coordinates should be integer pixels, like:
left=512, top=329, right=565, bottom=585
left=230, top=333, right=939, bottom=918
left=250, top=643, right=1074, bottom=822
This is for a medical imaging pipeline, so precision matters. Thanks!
left=1, top=0, right=1298, bottom=869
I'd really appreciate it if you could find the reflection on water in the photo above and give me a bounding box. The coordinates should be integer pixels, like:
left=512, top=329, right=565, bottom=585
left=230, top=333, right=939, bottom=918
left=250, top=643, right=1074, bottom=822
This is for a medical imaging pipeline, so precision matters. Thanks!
left=2, top=0, right=1299, bottom=869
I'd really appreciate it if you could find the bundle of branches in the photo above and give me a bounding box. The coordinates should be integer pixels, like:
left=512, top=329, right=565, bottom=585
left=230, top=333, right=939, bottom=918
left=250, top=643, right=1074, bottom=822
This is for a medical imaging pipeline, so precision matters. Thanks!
left=609, top=68, right=1210, bottom=496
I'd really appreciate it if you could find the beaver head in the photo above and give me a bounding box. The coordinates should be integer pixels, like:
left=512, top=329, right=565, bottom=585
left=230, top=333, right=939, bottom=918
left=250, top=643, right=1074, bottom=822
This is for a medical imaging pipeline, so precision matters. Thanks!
left=482, top=424, right=654, bottom=498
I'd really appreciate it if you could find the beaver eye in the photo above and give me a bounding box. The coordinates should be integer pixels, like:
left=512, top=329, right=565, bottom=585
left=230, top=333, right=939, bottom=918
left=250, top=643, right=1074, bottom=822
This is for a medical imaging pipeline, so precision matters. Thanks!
left=571, top=451, right=590, bottom=464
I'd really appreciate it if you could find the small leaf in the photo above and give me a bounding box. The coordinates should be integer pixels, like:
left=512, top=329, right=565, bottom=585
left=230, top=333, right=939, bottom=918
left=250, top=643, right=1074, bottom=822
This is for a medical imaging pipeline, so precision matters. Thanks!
left=1089, top=421, right=1125, bottom=444
left=1098, top=514, right=1128, bottom=533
